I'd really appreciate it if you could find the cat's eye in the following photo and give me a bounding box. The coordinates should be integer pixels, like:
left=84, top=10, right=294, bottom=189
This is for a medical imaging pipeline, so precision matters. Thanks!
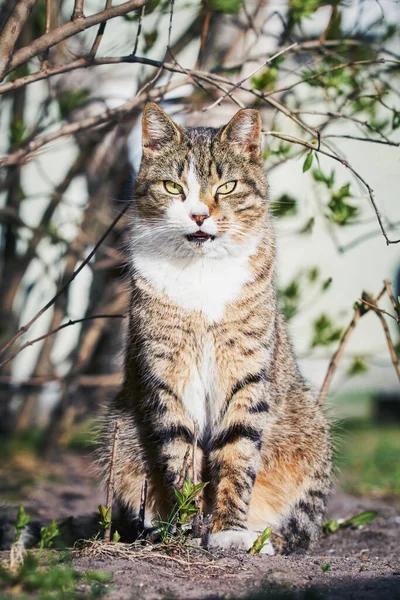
left=216, top=181, right=237, bottom=195
left=164, top=180, right=183, bottom=195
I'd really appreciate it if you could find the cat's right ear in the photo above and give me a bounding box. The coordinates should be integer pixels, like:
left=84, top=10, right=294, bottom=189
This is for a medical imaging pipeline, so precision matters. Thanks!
left=142, top=103, right=182, bottom=156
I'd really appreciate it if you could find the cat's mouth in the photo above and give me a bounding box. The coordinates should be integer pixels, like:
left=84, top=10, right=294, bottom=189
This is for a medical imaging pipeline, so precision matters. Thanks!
left=186, top=231, right=215, bottom=243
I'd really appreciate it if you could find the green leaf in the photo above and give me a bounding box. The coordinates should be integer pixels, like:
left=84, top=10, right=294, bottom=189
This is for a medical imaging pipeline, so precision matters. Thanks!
left=270, top=194, right=297, bottom=218
left=303, top=151, right=313, bottom=172
left=15, top=507, right=31, bottom=543
left=39, top=520, right=59, bottom=549
left=322, top=277, right=333, bottom=291
left=311, top=314, right=343, bottom=348
left=347, top=356, right=368, bottom=377
left=308, top=267, right=319, bottom=283
left=341, top=510, right=378, bottom=528
left=58, top=88, right=90, bottom=120
left=322, top=519, right=340, bottom=535
left=85, top=570, right=113, bottom=583
left=300, top=217, right=314, bottom=235
left=252, top=68, right=278, bottom=92
left=112, top=530, right=121, bottom=543
left=249, top=527, right=272, bottom=554
left=321, top=561, right=331, bottom=573
left=207, top=0, right=242, bottom=13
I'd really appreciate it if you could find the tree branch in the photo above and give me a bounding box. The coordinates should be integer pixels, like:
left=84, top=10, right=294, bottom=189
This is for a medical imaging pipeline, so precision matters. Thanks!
left=0, top=0, right=37, bottom=80
left=3, top=0, right=145, bottom=80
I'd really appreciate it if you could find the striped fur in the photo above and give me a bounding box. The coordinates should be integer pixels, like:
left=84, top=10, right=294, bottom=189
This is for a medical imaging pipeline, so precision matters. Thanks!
left=98, top=104, right=332, bottom=553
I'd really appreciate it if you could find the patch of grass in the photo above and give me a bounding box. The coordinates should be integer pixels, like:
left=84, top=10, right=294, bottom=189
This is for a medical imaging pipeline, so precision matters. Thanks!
left=66, top=421, right=99, bottom=453
left=335, top=418, right=400, bottom=496
left=0, top=551, right=111, bottom=599
left=0, top=428, right=46, bottom=459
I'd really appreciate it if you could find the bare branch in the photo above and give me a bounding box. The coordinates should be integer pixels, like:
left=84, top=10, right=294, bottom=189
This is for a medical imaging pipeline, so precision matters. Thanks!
left=0, top=204, right=131, bottom=363
left=3, top=0, right=146, bottom=80
left=317, top=286, right=386, bottom=404
left=89, top=0, right=112, bottom=58
left=104, top=420, right=120, bottom=542
left=358, top=297, right=399, bottom=323
left=72, top=0, right=85, bottom=21
left=384, top=280, right=400, bottom=323
left=0, top=314, right=125, bottom=369
left=0, top=0, right=37, bottom=80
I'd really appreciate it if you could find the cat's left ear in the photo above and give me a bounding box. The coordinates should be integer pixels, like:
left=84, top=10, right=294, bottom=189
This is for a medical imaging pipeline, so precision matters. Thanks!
left=142, top=102, right=182, bottom=156
left=219, top=109, right=262, bottom=160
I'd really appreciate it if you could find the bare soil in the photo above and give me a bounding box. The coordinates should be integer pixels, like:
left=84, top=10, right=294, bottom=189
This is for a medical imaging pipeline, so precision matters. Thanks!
left=2, top=452, right=400, bottom=600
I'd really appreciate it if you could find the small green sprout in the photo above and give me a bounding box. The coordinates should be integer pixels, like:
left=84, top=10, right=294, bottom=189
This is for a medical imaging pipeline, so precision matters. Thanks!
left=249, top=527, right=272, bottom=555
left=321, top=561, right=331, bottom=573
left=98, top=504, right=112, bottom=531
left=14, top=507, right=31, bottom=543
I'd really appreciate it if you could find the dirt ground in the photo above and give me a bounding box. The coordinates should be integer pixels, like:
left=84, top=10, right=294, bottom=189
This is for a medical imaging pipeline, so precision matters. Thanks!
left=1, top=452, right=400, bottom=600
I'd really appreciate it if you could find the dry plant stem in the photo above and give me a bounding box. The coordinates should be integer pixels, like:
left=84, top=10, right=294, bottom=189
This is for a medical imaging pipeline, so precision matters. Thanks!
left=0, top=314, right=125, bottom=369
left=383, top=280, right=400, bottom=323
left=0, top=202, right=131, bottom=362
left=192, top=423, right=199, bottom=486
left=89, top=0, right=112, bottom=57
left=0, top=0, right=37, bottom=80
left=377, top=312, right=400, bottom=383
left=0, top=373, right=121, bottom=387
left=358, top=298, right=398, bottom=323
left=317, top=285, right=387, bottom=404
left=3, top=0, right=146, bottom=79
left=73, top=0, right=85, bottom=20
left=138, top=478, right=148, bottom=534
left=317, top=305, right=362, bottom=405
left=104, top=420, right=120, bottom=542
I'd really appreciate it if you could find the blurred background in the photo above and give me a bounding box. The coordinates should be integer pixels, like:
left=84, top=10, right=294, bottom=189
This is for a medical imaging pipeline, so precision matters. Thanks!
left=0, top=0, right=399, bottom=515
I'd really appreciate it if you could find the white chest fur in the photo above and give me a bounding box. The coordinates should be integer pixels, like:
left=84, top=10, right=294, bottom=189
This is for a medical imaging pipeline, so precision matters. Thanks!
left=132, top=251, right=255, bottom=323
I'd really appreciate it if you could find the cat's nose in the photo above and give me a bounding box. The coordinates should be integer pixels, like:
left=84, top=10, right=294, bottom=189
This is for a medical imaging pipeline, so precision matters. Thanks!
left=190, top=214, right=209, bottom=227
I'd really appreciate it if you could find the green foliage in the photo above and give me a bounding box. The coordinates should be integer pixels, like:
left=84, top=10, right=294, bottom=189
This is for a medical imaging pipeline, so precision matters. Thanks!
left=328, top=183, right=358, bottom=226
left=173, top=480, right=206, bottom=526
left=124, top=0, right=161, bottom=20
left=58, top=89, right=90, bottom=120
left=156, top=479, right=207, bottom=544
left=313, top=169, right=335, bottom=189
left=347, top=356, right=368, bottom=377
left=251, top=59, right=284, bottom=92
left=206, top=0, right=242, bottom=14
left=98, top=505, right=111, bottom=531
left=321, top=561, right=331, bottom=573
left=0, top=551, right=111, bottom=599
left=144, top=29, right=158, bottom=52
left=308, top=267, right=319, bottom=283
left=14, top=507, right=31, bottom=543
left=263, top=142, right=291, bottom=161
left=249, top=527, right=272, bottom=554
left=270, top=194, right=297, bottom=218
left=302, top=150, right=314, bottom=172
left=288, top=0, right=324, bottom=24
left=311, top=314, right=342, bottom=347
left=112, top=530, right=121, bottom=543
left=279, top=280, right=301, bottom=321
left=323, top=510, right=377, bottom=535
left=39, top=520, right=60, bottom=552
left=300, top=217, right=315, bottom=235
left=10, top=119, right=26, bottom=147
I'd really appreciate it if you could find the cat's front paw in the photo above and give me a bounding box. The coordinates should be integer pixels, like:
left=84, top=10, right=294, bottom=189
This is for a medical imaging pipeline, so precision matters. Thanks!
left=208, top=529, right=275, bottom=555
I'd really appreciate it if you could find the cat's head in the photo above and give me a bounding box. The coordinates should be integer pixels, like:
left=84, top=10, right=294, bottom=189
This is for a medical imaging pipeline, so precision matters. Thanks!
left=132, top=103, right=269, bottom=259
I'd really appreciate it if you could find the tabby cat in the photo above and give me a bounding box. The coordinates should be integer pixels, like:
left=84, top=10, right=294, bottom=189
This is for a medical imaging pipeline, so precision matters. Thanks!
left=99, top=103, right=332, bottom=554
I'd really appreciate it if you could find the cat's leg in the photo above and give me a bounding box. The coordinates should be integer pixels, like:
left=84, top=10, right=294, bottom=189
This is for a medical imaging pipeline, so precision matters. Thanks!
left=247, top=418, right=332, bottom=554
left=207, top=381, right=270, bottom=552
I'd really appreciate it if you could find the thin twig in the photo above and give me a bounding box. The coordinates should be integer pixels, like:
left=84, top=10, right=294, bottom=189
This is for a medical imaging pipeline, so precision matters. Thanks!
left=0, top=314, right=125, bottom=369
left=358, top=298, right=398, bottom=323
left=204, top=42, right=298, bottom=112
left=0, top=0, right=37, bottom=80
left=138, top=478, right=148, bottom=535
left=104, top=420, right=120, bottom=542
left=383, top=280, right=400, bottom=323
left=72, top=0, right=85, bottom=20
left=0, top=204, right=131, bottom=362
left=89, top=0, right=112, bottom=58
left=317, top=285, right=386, bottom=404
left=3, top=0, right=146, bottom=79
left=132, top=3, right=145, bottom=56
left=363, top=293, right=400, bottom=383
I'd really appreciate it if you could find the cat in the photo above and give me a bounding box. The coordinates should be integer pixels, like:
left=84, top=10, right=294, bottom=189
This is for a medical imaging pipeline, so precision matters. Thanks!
left=98, top=102, right=332, bottom=554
